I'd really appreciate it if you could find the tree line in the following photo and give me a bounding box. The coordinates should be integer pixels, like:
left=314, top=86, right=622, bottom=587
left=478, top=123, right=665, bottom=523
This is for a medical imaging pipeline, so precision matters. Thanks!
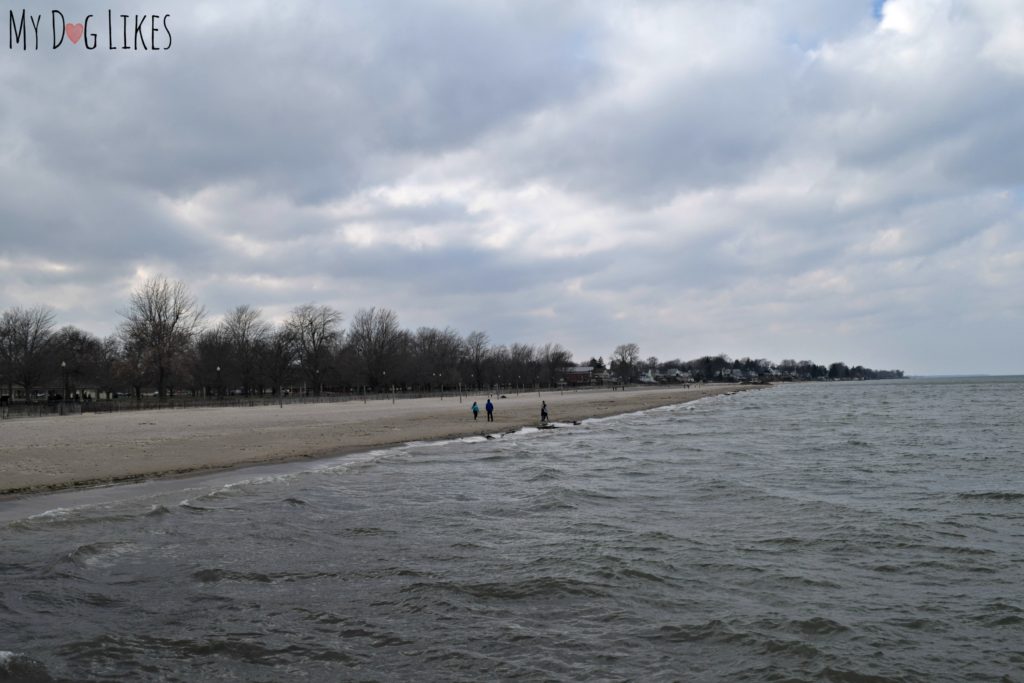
left=0, top=277, right=903, bottom=403
left=0, top=277, right=575, bottom=402
left=601, top=346, right=903, bottom=383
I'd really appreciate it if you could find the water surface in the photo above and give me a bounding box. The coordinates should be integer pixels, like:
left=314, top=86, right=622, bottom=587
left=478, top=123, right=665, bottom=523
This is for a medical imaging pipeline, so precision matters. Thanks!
left=2, top=378, right=1022, bottom=681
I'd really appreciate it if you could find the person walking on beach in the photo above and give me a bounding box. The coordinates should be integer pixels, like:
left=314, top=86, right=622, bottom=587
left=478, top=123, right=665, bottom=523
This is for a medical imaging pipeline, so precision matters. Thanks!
left=485, top=398, right=494, bottom=422
left=471, top=401, right=479, bottom=420
left=541, top=401, right=549, bottom=423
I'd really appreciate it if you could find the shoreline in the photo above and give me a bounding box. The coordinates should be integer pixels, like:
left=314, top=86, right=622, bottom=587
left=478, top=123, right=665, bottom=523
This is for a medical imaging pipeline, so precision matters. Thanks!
left=0, top=384, right=764, bottom=498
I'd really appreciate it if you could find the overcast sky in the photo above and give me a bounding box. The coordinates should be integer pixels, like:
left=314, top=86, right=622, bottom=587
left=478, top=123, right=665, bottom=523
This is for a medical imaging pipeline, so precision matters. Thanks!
left=2, top=0, right=1022, bottom=375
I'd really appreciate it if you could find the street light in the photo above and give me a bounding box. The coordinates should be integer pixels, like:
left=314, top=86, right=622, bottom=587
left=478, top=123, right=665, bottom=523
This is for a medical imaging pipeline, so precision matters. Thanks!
left=216, top=366, right=221, bottom=399
left=60, top=360, right=67, bottom=416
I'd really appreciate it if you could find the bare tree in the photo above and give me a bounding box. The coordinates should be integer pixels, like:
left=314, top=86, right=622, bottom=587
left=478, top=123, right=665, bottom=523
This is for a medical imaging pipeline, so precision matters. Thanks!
left=285, top=304, right=342, bottom=395
left=119, top=277, right=206, bottom=398
left=50, top=325, right=104, bottom=398
left=116, top=338, right=150, bottom=399
left=0, top=306, right=56, bottom=401
left=193, top=328, right=230, bottom=397
left=486, top=344, right=512, bottom=389
left=261, top=326, right=298, bottom=406
left=221, top=305, right=270, bottom=396
left=509, top=342, right=539, bottom=387
left=348, top=307, right=406, bottom=388
left=411, top=327, right=464, bottom=388
left=610, top=343, right=641, bottom=383
left=93, top=336, right=124, bottom=399
left=540, top=342, right=573, bottom=386
left=464, top=330, right=489, bottom=388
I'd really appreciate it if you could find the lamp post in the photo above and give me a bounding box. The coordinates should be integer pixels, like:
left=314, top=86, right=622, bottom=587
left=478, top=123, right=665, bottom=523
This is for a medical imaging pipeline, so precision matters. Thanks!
left=216, top=366, right=221, bottom=399
left=60, top=360, right=67, bottom=416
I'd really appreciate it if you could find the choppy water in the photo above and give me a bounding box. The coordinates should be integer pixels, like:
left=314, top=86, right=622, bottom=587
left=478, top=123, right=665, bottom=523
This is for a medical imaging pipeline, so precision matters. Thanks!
left=2, top=378, right=1023, bottom=682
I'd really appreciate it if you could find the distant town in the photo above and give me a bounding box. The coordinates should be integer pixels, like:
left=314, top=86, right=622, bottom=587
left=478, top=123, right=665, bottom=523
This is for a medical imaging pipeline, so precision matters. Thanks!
left=0, top=277, right=903, bottom=415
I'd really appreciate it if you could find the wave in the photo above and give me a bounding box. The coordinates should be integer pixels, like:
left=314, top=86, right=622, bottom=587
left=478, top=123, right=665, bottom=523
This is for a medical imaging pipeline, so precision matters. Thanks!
left=402, top=576, right=609, bottom=600
left=788, top=616, right=850, bottom=635
left=0, top=651, right=54, bottom=682
left=191, top=568, right=342, bottom=584
left=646, top=619, right=749, bottom=644
left=62, top=541, right=137, bottom=568
left=815, top=665, right=912, bottom=683
left=957, top=491, right=1024, bottom=501
left=525, top=466, right=564, bottom=482
left=341, top=526, right=397, bottom=536
left=192, top=568, right=274, bottom=584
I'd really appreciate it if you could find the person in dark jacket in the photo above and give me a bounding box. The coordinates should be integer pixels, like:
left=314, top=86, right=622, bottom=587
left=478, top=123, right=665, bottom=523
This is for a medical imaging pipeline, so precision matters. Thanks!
left=485, top=399, right=494, bottom=422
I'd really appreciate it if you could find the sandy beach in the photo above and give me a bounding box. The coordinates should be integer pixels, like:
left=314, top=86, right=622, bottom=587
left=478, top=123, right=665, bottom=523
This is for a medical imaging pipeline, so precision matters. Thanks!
left=0, top=384, right=760, bottom=495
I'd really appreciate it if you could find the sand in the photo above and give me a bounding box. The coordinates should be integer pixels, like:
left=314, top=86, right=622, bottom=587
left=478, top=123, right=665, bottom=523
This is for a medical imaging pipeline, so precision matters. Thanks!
left=0, top=384, right=761, bottom=496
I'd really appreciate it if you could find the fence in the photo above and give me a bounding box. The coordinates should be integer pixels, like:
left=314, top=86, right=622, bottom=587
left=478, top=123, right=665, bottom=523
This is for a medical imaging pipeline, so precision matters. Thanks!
left=0, top=383, right=625, bottom=420
left=1, top=393, right=386, bottom=419
left=1, top=401, right=83, bottom=419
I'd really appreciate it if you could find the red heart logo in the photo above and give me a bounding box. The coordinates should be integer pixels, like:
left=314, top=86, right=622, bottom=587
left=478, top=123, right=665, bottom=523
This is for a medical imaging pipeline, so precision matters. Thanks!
left=65, top=23, right=84, bottom=44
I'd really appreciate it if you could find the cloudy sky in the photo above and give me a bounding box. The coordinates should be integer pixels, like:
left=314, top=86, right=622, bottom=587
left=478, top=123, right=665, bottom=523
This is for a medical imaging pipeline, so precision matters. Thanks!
left=2, top=0, right=1022, bottom=375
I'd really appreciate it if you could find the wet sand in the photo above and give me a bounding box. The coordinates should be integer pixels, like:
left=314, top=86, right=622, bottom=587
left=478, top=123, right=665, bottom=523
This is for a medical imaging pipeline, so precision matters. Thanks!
left=0, top=384, right=761, bottom=495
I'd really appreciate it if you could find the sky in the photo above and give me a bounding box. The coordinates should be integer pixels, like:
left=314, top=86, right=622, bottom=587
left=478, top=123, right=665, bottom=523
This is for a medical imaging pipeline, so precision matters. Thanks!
left=1, top=0, right=1022, bottom=375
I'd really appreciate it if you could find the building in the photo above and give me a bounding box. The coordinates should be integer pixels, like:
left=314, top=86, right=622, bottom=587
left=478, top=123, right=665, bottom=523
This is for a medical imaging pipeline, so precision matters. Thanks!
left=563, top=366, right=595, bottom=386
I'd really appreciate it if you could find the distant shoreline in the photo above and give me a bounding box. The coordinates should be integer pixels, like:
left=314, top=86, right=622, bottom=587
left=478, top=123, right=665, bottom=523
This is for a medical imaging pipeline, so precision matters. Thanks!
left=0, top=384, right=764, bottom=497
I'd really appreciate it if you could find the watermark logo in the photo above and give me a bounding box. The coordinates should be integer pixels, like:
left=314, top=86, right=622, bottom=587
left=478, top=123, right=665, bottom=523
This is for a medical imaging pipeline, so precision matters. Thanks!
left=9, top=9, right=172, bottom=50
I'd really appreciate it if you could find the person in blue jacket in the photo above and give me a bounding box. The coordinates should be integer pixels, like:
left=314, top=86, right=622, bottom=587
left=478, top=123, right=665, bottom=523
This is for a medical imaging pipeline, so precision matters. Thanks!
left=471, top=401, right=479, bottom=420
left=485, top=398, right=494, bottom=422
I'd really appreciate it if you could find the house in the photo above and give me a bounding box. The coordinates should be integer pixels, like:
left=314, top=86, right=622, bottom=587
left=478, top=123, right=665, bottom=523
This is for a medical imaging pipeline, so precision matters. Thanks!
left=563, top=366, right=595, bottom=386
left=656, top=368, right=692, bottom=383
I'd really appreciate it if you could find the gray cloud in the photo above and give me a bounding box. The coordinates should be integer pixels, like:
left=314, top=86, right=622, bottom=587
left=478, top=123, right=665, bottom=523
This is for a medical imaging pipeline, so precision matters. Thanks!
left=1, top=0, right=1022, bottom=374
